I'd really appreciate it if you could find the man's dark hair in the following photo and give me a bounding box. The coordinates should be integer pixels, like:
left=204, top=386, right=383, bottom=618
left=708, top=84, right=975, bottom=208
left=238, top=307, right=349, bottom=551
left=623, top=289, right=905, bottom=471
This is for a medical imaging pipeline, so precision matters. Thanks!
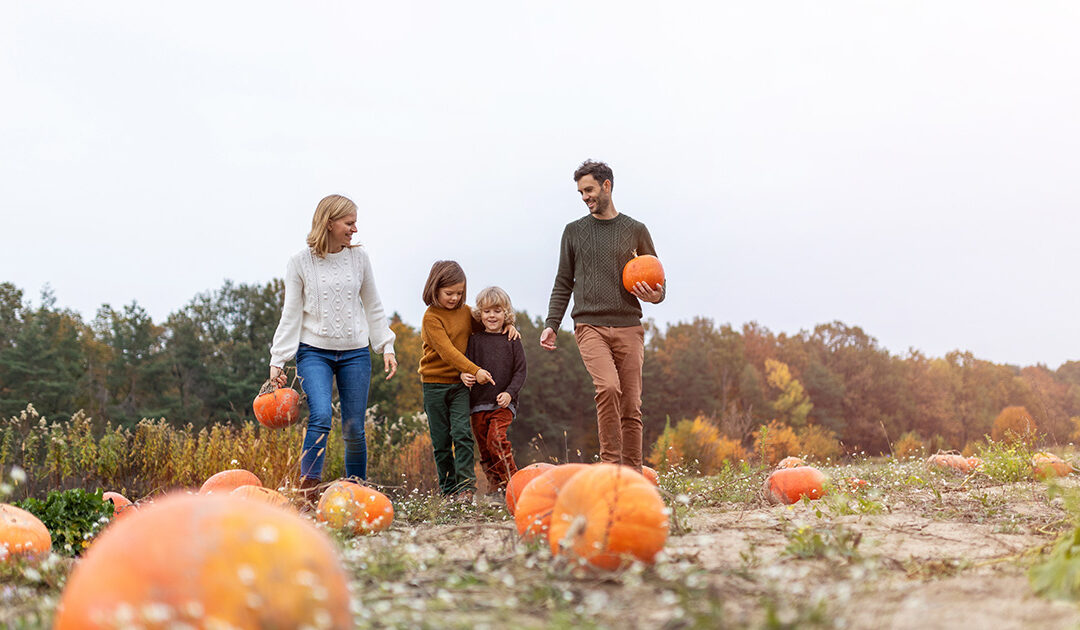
left=573, top=160, right=614, bottom=189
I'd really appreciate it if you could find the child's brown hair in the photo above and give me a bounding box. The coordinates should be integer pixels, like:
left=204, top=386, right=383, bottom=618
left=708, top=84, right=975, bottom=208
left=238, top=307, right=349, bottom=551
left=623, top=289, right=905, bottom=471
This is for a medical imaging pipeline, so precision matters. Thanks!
left=422, top=260, right=467, bottom=307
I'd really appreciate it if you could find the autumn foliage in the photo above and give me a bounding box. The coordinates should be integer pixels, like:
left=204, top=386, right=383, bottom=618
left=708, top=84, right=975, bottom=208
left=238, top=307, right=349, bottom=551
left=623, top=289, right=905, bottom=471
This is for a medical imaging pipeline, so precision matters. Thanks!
left=649, top=416, right=747, bottom=473
left=991, top=406, right=1038, bottom=444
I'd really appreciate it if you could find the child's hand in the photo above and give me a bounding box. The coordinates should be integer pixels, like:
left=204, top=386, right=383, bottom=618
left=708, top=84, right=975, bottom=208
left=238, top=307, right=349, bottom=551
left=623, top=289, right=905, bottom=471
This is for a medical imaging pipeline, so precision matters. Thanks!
left=496, top=392, right=511, bottom=408
left=505, top=325, right=521, bottom=341
left=475, top=369, right=496, bottom=387
left=461, top=372, right=476, bottom=387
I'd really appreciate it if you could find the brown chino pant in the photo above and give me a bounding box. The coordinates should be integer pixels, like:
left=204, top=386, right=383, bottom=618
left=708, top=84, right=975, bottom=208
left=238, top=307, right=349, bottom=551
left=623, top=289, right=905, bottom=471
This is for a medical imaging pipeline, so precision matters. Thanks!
left=574, top=324, right=645, bottom=471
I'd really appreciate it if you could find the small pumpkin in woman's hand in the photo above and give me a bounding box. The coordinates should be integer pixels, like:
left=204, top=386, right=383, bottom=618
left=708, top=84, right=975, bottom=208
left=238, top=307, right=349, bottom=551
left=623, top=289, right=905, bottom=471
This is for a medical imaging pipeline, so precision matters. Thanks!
left=253, top=380, right=301, bottom=428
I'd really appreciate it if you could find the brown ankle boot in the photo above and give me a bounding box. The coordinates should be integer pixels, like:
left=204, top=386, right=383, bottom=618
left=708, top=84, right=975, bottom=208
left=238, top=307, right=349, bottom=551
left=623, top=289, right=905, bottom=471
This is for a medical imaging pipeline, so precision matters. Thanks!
left=297, top=477, right=321, bottom=512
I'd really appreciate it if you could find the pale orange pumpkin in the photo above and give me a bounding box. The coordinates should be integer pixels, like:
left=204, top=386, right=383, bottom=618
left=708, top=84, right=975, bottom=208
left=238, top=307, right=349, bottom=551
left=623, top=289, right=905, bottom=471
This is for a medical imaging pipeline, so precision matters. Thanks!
left=102, top=492, right=136, bottom=520
left=641, top=465, right=659, bottom=485
left=0, top=503, right=51, bottom=563
left=765, top=466, right=827, bottom=504
left=200, top=469, right=262, bottom=495
left=548, top=463, right=669, bottom=570
left=53, top=493, right=352, bottom=629
left=514, top=464, right=590, bottom=542
left=505, top=462, right=555, bottom=516
left=231, top=485, right=293, bottom=510
left=925, top=451, right=977, bottom=474
left=1032, top=452, right=1073, bottom=479
left=776, top=456, right=806, bottom=469
left=622, top=254, right=665, bottom=293
left=316, top=480, right=394, bottom=535
left=252, top=381, right=301, bottom=429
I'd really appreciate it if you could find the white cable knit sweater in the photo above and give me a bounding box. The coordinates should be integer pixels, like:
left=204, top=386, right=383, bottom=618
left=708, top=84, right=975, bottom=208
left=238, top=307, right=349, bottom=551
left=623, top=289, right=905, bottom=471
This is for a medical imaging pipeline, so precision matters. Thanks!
left=269, top=246, right=396, bottom=368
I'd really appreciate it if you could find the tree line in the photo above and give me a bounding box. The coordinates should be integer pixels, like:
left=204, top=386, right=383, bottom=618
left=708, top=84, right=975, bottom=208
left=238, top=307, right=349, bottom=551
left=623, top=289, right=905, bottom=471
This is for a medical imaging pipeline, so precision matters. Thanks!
left=1, top=280, right=1078, bottom=459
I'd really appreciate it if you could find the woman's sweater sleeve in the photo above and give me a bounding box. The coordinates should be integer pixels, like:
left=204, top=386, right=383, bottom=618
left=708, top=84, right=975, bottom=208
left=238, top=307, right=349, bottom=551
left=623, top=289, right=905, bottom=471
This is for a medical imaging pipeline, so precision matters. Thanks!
left=359, top=250, right=396, bottom=355
left=422, top=312, right=481, bottom=376
left=269, top=257, right=305, bottom=368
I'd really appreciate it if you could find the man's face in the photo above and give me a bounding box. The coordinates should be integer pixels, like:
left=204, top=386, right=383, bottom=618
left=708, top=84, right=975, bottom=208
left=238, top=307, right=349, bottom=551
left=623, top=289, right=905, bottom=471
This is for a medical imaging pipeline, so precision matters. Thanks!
left=577, top=174, right=611, bottom=215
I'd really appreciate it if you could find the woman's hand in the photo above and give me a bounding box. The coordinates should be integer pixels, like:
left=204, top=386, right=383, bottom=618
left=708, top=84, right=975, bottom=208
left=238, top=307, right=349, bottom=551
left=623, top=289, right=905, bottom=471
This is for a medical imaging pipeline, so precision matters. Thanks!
left=461, top=372, right=476, bottom=387
left=505, top=325, right=521, bottom=341
left=269, top=366, right=287, bottom=388
left=496, top=392, right=511, bottom=408
left=475, top=368, right=496, bottom=387
left=383, top=353, right=398, bottom=380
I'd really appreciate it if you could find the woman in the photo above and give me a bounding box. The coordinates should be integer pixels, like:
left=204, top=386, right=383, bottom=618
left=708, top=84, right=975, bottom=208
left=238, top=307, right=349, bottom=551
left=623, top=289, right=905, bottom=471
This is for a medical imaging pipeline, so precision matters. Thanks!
left=269, top=194, right=398, bottom=498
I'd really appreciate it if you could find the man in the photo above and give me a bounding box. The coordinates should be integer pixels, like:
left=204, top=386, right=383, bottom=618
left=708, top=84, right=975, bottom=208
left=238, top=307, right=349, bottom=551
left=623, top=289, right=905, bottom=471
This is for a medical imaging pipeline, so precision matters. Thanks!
left=540, top=160, right=665, bottom=472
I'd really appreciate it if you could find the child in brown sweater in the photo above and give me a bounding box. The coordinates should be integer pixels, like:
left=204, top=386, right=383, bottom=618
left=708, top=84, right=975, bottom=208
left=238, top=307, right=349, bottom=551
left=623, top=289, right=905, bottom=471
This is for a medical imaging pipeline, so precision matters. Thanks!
left=419, top=261, right=516, bottom=500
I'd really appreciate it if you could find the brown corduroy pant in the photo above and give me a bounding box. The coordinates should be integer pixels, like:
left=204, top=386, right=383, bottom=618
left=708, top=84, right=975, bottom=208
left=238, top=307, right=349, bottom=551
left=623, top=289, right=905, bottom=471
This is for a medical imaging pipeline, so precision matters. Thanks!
left=574, top=324, right=645, bottom=471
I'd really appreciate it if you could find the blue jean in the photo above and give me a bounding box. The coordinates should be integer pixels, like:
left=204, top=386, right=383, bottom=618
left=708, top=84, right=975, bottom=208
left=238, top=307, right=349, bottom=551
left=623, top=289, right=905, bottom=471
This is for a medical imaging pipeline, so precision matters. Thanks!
left=296, top=343, right=371, bottom=480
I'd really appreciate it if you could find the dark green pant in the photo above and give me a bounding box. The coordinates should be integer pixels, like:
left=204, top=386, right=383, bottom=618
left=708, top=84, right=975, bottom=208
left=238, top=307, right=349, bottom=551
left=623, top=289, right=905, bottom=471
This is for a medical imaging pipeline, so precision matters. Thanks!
left=423, top=383, right=476, bottom=495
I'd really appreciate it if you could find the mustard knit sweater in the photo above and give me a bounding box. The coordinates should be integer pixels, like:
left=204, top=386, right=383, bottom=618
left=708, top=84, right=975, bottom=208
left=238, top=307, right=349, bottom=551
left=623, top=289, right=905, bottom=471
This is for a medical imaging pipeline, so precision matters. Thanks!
left=419, top=304, right=481, bottom=383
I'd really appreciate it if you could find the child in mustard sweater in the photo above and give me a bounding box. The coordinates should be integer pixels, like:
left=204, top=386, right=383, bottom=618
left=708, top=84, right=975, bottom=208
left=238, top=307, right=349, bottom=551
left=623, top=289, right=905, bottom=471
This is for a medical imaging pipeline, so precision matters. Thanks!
left=419, top=260, right=517, bottom=500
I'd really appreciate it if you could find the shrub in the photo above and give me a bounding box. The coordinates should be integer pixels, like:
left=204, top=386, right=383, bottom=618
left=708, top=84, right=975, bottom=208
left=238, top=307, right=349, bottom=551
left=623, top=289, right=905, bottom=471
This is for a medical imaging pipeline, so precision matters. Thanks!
left=961, top=440, right=983, bottom=457
left=648, top=416, right=746, bottom=474
left=752, top=420, right=801, bottom=466
left=15, top=488, right=112, bottom=557
left=991, top=406, right=1038, bottom=444
left=893, top=431, right=926, bottom=459
left=797, top=424, right=843, bottom=462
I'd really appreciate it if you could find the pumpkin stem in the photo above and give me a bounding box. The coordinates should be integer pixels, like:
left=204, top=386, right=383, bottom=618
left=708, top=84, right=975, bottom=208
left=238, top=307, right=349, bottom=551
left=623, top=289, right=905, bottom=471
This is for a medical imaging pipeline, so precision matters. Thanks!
left=555, top=514, right=588, bottom=553
left=258, top=379, right=278, bottom=395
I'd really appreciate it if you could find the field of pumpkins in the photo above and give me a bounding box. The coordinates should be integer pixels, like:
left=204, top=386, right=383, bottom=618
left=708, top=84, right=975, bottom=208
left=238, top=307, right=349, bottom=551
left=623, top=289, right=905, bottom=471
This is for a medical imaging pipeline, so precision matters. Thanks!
left=6, top=441, right=1080, bottom=628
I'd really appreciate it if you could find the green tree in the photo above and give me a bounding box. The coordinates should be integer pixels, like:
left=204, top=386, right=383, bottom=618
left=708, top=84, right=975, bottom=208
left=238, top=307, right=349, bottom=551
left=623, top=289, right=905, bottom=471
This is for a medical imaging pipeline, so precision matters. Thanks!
left=764, top=358, right=812, bottom=428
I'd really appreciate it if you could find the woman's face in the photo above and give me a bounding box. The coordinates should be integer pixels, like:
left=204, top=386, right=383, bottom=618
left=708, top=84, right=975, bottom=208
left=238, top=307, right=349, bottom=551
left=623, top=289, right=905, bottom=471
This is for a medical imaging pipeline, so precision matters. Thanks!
left=327, top=211, right=357, bottom=251
left=436, top=282, right=465, bottom=310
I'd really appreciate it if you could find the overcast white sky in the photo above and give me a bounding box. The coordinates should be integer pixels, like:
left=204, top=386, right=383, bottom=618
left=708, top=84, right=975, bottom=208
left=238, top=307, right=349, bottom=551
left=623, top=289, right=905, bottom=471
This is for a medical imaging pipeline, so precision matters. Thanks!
left=2, top=2, right=1078, bottom=368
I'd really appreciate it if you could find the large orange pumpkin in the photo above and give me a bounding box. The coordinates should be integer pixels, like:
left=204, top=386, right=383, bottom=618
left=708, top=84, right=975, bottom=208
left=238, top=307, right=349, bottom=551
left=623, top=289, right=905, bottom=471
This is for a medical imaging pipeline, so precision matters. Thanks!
left=231, top=485, right=293, bottom=510
left=514, top=464, right=590, bottom=542
left=622, top=254, right=665, bottom=293
left=1033, top=452, right=1073, bottom=479
left=53, top=493, right=352, bottom=629
left=253, top=381, right=301, bottom=429
left=102, top=492, right=136, bottom=520
left=505, top=462, right=555, bottom=516
left=548, top=463, right=669, bottom=570
left=0, top=503, right=51, bottom=563
left=765, top=466, right=827, bottom=504
left=316, top=480, right=394, bottom=535
left=200, top=469, right=262, bottom=495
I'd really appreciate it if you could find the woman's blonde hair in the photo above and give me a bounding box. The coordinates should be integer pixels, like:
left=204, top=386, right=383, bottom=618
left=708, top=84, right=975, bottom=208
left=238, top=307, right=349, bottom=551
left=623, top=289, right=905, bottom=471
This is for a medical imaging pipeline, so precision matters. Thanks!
left=472, top=286, right=515, bottom=328
left=306, top=194, right=358, bottom=258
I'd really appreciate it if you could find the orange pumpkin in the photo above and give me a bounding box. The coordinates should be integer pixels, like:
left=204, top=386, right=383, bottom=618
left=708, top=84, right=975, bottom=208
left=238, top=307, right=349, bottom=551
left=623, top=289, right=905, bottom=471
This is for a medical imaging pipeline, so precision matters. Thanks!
left=316, top=481, right=394, bottom=535
left=231, top=485, right=293, bottom=510
left=53, top=493, right=352, bottom=629
left=102, top=492, right=136, bottom=520
left=0, top=503, right=51, bottom=563
left=200, top=469, right=262, bottom=495
left=966, top=456, right=983, bottom=472
left=641, top=465, right=659, bottom=485
left=622, top=254, right=665, bottom=293
left=1033, top=452, right=1073, bottom=479
left=846, top=477, right=869, bottom=492
left=548, top=464, right=669, bottom=570
left=766, top=466, right=827, bottom=504
left=925, top=451, right=977, bottom=474
left=252, top=381, right=301, bottom=429
left=777, top=456, right=806, bottom=469
left=514, top=464, right=590, bottom=542
left=505, top=462, right=555, bottom=516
